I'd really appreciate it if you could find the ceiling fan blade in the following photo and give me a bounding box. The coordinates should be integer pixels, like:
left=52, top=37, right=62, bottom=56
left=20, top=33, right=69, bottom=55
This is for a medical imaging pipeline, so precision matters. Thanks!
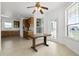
left=40, top=9, right=43, bottom=14
left=32, top=10, right=36, bottom=14
left=41, top=6, right=48, bottom=10
left=27, top=6, right=35, bottom=8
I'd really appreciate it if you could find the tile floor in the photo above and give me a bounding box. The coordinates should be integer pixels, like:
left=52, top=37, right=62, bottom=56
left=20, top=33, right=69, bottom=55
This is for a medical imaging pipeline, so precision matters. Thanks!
left=0, top=37, right=78, bottom=56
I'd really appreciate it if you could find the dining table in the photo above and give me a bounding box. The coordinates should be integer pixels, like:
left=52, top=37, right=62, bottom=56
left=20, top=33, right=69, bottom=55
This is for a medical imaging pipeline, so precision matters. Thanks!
left=27, top=33, right=51, bottom=52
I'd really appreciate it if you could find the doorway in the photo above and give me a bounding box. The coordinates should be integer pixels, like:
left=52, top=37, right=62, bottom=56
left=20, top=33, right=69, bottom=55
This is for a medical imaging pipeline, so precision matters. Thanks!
left=51, top=21, right=57, bottom=39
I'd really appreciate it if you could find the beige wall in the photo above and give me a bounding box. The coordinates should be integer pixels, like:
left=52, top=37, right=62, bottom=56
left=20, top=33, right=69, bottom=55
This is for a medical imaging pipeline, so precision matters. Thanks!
left=0, top=2, right=1, bottom=50
left=0, top=19, right=1, bottom=50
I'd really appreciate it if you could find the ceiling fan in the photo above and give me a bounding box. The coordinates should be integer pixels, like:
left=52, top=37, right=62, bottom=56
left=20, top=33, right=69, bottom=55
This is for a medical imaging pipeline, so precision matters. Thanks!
left=27, top=2, right=48, bottom=14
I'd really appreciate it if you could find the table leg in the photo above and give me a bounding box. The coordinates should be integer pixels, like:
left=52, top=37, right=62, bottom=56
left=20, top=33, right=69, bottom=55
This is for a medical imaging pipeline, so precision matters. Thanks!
left=44, top=36, right=49, bottom=46
left=31, top=38, right=38, bottom=52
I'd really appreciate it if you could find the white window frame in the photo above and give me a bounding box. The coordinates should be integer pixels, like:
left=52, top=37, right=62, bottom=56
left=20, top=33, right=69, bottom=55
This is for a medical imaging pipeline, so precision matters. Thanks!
left=65, top=2, right=79, bottom=40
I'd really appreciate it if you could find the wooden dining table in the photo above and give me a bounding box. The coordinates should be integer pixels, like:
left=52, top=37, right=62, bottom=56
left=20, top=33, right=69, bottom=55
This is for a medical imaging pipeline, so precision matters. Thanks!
left=27, top=34, right=51, bottom=52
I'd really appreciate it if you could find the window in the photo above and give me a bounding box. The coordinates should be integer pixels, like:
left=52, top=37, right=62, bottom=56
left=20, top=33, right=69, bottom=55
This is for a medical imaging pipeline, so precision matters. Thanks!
left=4, top=22, right=12, bottom=28
left=66, top=3, right=79, bottom=41
left=14, top=21, right=20, bottom=28
left=36, top=18, right=42, bottom=33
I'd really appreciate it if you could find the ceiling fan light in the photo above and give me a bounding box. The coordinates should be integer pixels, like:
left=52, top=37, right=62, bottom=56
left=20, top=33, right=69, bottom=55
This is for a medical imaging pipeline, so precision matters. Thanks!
left=38, top=7, right=41, bottom=11
left=35, top=7, right=41, bottom=11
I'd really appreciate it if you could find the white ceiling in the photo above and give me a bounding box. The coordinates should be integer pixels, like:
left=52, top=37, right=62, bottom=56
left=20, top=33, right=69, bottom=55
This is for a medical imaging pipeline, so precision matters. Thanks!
left=1, top=2, right=71, bottom=19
